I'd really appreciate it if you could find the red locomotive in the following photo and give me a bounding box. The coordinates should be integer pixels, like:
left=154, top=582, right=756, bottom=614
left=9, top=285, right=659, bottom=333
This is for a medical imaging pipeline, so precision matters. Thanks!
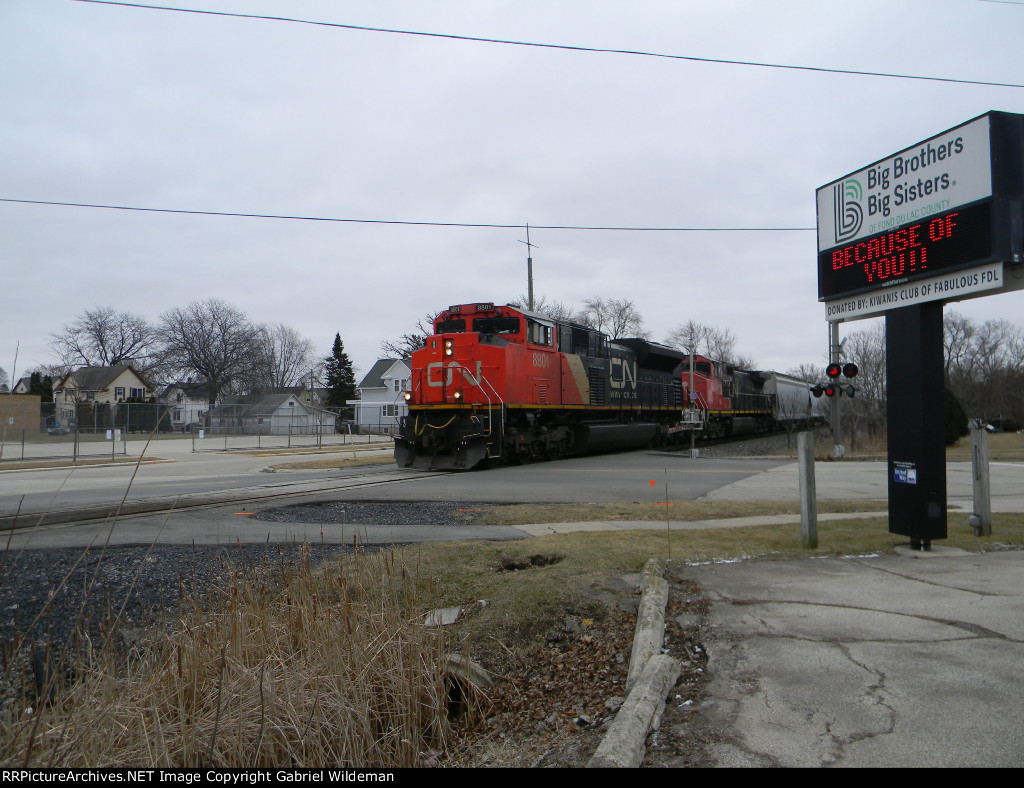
left=394, top=302, right=811, bottom=470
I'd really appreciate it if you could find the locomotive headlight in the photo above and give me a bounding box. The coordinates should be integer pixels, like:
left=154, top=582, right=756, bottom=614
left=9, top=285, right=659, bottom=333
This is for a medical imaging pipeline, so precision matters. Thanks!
left=444, top=339, right=454, bottom=356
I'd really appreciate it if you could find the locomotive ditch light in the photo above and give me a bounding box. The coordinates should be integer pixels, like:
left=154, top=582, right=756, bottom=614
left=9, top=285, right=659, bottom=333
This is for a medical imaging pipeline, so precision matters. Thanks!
left=403, top=392, right=412, bottom=401
left=453, top=390, right=462, bottom=400
left=842, top=362, right=859, bottom=379
left=826, top=363, right=842, bottom=379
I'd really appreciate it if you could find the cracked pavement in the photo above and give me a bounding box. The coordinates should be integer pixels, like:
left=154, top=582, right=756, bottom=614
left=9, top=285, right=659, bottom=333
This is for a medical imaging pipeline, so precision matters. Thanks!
left=683, top=550, right=1024, bottom=767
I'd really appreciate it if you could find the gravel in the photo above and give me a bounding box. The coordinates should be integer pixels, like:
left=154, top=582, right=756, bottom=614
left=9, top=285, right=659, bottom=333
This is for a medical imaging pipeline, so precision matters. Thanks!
left=255, top=500, right=493, bottom=526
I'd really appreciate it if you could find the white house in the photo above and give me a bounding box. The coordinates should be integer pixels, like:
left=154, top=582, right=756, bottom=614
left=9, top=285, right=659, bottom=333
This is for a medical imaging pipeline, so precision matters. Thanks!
left=53, top=364, right=153, bottom=426
left=348, top=359, right=410, bottom=434
left=158, top=381, right=215, bottom=432
left=208, top=388, right=315, bottom=435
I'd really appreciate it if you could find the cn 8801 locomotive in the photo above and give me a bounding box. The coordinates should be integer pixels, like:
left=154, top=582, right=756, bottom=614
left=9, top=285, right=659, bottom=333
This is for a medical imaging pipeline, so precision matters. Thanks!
left=394, top=302, right=687, bottom=469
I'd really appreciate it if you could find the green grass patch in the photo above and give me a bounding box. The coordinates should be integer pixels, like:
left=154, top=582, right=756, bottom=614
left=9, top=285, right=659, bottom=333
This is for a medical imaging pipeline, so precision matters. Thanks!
left=946, top=431, right=1024, bottom=461
left=395, top=510, right=1024, bottom=670
left=472, top=498, right=887, bottom=525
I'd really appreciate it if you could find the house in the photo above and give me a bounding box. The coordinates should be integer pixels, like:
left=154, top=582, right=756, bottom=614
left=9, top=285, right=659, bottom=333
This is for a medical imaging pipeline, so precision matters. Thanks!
left=157, top=381, right=216, bottom=432
left=348, top=359, right=410, bottom=434
left=12, top=377, right=30, bottom=395
left=297, top=387, right=339, bottom=434
left=53, top=364, right=154, bottom=430
left=207, top=388, right=315, bottom=435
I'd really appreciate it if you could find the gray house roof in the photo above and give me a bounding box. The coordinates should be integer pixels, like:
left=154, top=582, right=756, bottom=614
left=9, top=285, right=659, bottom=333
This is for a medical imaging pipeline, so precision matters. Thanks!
left=212, top=387, right=307, bottom=418
left=158, top=381, right=217, bottom=402
left=58, top=364, right=150, bottom=394
left=358, top=359, right=399, bottom=390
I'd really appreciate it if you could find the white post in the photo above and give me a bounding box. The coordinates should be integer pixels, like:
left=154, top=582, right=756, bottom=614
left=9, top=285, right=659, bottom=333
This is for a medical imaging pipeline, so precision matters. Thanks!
left=798, top=431, right=818, bottom=548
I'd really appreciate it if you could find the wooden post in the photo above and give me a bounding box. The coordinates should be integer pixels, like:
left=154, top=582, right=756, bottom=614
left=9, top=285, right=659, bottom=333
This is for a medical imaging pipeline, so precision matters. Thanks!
left=970, top=421, right=992, bottom=536
left=799, top=431, right=818, bottom=548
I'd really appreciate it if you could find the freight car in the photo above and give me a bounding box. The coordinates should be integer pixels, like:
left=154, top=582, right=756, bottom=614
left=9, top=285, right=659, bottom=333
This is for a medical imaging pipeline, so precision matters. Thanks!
left=393, top=302, right=811, bottom=470
left=680, top=356, right=812, bottom=439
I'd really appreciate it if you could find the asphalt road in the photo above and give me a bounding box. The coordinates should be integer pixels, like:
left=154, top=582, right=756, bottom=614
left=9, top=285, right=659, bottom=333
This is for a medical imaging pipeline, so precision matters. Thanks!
left=0, top=445, right=789, bottom=547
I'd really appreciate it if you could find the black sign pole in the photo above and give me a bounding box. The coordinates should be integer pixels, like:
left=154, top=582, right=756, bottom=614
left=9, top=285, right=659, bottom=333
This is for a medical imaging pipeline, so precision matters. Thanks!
left=885, top=300, right=947, bottom=548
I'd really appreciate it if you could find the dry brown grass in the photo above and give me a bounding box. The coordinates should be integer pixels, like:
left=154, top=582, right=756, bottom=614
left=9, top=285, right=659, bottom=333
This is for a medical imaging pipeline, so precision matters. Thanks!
left=0, top=545, right=454, bottom=768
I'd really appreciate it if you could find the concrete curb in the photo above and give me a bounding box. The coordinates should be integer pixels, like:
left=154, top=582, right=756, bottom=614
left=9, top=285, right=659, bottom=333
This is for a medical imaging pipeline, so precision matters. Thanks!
left=588, top=655, right=680, bottom=768
left=589, top=557, right=679, bottom=768
left=625, top=558, right=668, bottom=694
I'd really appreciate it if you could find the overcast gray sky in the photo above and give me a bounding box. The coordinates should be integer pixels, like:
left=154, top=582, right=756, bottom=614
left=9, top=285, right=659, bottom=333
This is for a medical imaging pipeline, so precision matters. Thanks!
left=2, top=0, right=1022, bottom=384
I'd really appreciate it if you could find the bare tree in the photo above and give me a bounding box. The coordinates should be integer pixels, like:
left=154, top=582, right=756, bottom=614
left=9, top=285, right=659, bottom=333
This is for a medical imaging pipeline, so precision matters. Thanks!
left=248, top=323, right=317, bottom=391
left=665, top=320, right=752, bottom=366
left=0, top=367, right=8, bottom=393
left=50, top=306, right=159, bottom=373
left=944, top=310, right=1024, bottom=421
left=508, top=294, right=579, bottom=322
left=380, top=313, right=439, bottom=360
left=158, top=299, right=260, bottom=404
left=577, top=296, right=649, bottom=339
left=665, top=320, right=709, bottom=355
left=837, top=322, right=887, bottom=450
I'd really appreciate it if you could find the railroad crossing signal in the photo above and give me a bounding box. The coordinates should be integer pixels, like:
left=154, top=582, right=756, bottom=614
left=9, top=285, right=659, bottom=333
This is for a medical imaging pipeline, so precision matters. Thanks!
left=813, top=362, right=858, bottom=397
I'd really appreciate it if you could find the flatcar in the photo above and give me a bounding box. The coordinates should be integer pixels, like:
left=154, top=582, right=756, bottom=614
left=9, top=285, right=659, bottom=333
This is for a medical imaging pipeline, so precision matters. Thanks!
left=393, top=302, right=811, bottom=470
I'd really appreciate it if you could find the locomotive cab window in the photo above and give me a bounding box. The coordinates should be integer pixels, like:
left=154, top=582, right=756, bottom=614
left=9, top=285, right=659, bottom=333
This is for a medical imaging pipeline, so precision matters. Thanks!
left=472, top=316, right=520, bottom=335
left=434, top=318, right=466, bottom=334
left=527, top=319, right=553, bottom=347
left=681, top=361, right=712, bottom=377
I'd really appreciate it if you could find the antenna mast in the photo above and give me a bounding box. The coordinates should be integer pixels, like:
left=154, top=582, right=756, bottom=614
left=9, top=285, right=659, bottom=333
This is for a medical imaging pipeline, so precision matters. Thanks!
left=518, top=223, right=539, bottom=310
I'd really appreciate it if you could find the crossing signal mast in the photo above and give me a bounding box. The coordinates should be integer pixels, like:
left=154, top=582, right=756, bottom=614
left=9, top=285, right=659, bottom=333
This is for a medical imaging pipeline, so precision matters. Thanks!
left=811, top=360, right=858, bottom=458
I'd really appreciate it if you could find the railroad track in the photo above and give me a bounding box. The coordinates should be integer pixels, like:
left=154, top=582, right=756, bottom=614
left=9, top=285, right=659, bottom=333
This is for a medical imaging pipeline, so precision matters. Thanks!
left=0, top=468, right=452, bottom=531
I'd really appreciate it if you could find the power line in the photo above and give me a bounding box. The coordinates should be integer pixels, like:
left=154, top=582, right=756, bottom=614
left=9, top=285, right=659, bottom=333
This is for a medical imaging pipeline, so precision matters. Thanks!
left=0, top=198, right=815, bottom=232
left=69, top=0, right=1024, bottom=90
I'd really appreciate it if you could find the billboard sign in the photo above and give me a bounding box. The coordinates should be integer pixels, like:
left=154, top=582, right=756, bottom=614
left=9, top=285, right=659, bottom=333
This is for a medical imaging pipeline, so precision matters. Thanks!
left=817, top=115, right=993, bottom=252
left=816, top=111, right=1023, bottom=307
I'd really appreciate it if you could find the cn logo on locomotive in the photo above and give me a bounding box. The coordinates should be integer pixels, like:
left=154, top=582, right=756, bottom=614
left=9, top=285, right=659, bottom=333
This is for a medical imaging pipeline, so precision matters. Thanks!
left=609, top=357, right=637, bottom=390
left=425, top=360, right=483, bottom=387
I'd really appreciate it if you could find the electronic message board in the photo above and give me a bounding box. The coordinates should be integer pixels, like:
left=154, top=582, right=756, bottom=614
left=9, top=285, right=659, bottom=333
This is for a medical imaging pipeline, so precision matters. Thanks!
left=816, top=111, right=1024, bottom=306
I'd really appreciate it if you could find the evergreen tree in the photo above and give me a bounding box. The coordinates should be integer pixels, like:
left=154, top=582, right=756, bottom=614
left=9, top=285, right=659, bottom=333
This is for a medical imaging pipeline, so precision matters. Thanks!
left=324, top=333, right=357, bottom=414
left=28, top=372, right=54, bottom=401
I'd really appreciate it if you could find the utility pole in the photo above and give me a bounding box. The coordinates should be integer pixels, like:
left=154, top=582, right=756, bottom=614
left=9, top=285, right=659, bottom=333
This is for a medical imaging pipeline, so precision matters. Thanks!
left=518, top=223, right=539, bottom=310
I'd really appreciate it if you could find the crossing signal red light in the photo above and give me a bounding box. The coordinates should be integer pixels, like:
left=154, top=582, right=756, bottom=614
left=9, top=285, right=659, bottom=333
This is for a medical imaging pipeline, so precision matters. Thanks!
left=826, top=363, right=842, bottom=379
left=824, top=384, right=836, bottom=397
left=843, top=363, right=859, bottom=378
left=812, top=385, right=824, bottom=398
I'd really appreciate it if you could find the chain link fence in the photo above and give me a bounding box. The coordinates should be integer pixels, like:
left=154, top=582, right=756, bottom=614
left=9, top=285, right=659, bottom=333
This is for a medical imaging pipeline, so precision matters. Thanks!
left=2, top=402, right=395, bottom=461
